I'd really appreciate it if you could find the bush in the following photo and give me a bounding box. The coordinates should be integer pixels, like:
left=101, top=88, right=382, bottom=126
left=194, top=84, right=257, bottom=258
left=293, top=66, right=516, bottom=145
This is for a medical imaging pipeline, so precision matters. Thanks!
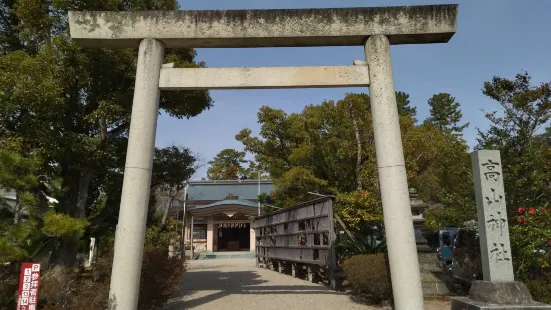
left=343, top=253, right=392, bottom=304
left=337, top=235, right=386, bottom=264
left=39, top=266, right=79, bottom=309
left=0, top=265, right=19, bottom=310
left=524, top=264, right=551, bottom=304
left=139, top=245, right=185, bottom=310
left=35, top=245, right=184, bottom=309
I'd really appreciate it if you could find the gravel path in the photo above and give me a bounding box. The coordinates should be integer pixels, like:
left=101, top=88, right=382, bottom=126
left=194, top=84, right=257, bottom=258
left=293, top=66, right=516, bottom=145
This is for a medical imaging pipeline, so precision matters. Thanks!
left=166, top=258, right=450, bottom=310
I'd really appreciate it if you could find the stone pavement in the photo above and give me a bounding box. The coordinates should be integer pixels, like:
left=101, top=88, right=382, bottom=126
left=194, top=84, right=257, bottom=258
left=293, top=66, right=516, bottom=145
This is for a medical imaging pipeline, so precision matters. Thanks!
left=165, top=258, right=450, bottom=310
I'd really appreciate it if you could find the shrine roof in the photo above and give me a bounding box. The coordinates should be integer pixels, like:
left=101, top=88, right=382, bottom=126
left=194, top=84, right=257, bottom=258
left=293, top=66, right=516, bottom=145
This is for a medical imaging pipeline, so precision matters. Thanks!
left=187, top=179, right=273, bottom=202
left=194, top=199, right=258, bottom=209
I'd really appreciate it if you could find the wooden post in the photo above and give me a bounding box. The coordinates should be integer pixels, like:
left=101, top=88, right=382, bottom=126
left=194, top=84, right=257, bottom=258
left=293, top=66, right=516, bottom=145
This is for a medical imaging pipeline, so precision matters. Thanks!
left=190, top=215, right=194, bottom=259
left=327, top=199, right=338, bottom=289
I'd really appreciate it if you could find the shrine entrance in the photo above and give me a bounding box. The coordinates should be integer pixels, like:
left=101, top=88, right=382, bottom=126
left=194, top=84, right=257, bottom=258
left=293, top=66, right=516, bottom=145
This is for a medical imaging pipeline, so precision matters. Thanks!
left=217, top=223, right=251, bottom=252
left=68, top=5, right=458, bottom=309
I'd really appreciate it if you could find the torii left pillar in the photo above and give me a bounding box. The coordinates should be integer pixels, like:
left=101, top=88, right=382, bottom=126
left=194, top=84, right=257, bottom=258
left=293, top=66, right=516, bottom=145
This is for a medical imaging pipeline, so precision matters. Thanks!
left=109, top=38, right=165, bottom=310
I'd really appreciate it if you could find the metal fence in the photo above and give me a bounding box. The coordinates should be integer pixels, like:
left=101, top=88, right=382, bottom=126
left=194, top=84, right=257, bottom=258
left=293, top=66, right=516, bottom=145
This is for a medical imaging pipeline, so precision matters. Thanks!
left=254, top=196, right=337, bottom=288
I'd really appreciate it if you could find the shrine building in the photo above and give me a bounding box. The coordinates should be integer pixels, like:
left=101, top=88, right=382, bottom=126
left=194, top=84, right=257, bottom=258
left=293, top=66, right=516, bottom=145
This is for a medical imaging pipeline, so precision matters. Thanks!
left=183, top=179, right=273, bottom=253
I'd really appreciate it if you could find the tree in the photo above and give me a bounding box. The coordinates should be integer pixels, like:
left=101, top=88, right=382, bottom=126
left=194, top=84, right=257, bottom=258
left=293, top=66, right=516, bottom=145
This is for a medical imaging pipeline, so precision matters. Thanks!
left=476, top=72, right=551, bottom=282
left=0, top=150, right=87, bottom=265
left=271, top=167, right=328, bottom=208
left=425, top=93, right=469, bottom=134
left=542, top=125, right=551, bottom=145
left=396, top=91, right=417, bottom=121
left=0, top=0, right=23, bottom=54
left=345, top=94, right=365, bottom=190
left=0, top=0, right=212, bottom=266
left=335, top=190, right=383, bottom=233
left=206, top=148, right=249, bottom=180
left=476, top=72, right=551, bottom=215
left=152, top=145, right=198, bottom=224
left=236, top=92, right=472, bottom=231
left=0, top=150, right=38, bottom=224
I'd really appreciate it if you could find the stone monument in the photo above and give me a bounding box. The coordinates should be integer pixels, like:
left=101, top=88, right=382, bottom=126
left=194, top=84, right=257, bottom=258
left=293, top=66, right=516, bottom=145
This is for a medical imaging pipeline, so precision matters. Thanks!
left=451, top=150, right=551, bottom=309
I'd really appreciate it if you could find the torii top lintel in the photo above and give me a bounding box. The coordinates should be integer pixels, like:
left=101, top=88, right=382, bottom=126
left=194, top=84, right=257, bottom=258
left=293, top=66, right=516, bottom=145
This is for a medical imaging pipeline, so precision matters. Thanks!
left=68, top=4, right=457, bottom=48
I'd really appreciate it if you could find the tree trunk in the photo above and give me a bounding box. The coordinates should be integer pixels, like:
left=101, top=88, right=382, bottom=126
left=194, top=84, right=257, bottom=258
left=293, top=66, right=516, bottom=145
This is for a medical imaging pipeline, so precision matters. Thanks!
left=161, top=189, right=174, bottom=225
left=13, top=201, right=20, bottom=224
left=348, top=102, right=363, bottom=190
left=54, top=171, right=93, bottom=267
left=75, top=171, right=93, bottom=218
left=54, top=236, right=80, bottom=267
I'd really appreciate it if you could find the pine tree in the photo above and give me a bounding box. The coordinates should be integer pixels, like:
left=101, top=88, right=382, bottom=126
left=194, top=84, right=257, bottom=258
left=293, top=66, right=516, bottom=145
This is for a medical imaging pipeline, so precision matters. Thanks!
left=426, top=93, right=469, bottom=134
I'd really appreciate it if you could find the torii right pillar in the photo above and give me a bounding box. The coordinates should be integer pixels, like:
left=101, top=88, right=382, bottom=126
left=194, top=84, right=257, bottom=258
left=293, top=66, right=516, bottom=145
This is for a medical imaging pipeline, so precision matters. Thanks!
left=365, top=34, right=424, bottom=309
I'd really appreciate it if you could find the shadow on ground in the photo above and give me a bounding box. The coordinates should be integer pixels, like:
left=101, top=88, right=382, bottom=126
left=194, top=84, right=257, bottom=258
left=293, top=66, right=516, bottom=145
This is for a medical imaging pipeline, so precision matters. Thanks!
left=166, top=269, right=350, bottom=309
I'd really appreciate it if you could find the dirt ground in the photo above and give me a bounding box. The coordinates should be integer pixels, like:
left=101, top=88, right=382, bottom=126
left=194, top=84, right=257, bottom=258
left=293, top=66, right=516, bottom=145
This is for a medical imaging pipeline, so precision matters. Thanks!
left=166, top=258, right=452, bottom=309
left=424, top=298, right=451, bottom=310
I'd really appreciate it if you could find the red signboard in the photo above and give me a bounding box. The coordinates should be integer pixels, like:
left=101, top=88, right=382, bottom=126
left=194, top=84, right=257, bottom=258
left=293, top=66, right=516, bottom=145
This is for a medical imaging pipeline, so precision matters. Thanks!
left=16, top=263, right=40, bottom=310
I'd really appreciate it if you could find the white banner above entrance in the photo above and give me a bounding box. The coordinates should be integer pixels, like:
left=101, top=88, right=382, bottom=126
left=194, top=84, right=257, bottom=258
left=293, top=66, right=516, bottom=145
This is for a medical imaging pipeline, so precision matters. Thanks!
left=219, top=222, right=249, bottom=228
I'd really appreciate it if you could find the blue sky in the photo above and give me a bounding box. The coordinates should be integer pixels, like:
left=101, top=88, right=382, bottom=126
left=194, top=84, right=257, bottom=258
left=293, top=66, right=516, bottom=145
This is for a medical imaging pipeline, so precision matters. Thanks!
left=155, top=0, right=551, bottom=179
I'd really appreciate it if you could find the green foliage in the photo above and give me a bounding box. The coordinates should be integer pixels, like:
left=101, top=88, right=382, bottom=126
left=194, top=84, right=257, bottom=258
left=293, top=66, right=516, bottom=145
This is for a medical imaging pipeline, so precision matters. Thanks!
left=0, top=150, right=39, bottom=191
left=271, top=167, right=328, bottom=208
left=42, top=210, right=88, bottom=238
left=477, top=72, right=551, bottom=215
left=476, top=72, right=551, bottom=284
left=396, top=91, right=417, bottom=120
left=145, top=223, right=173, bottom=250
left=425, top=93, right=469, bottom=134
left=402, top=122, right=473, bottom=207
left=342, top=253, right=393, bottom=304
left=525, top=265, right=551, bottom=304
left=152, top=145, right=198, bottom=191
left=144, top=211, right=181, bottom=250
left=510, top=208, right=551, bottom=277
left=335, top=190, right=383, bottom=232
left=238, top=92, right=472, bottom=223
left=207, top=148, right=249, bottom=180
left=258, top=192, right=280, bottom=213
left=0, top=0, right=212, bottom=266
left=420, top=72, right=551, bottom=301
left=0, top=150, right=40, bottom=223
left=0, top=236, right=28, bottom=263
left=0, top=219, right=37, bottom=263
left=337, top=235, right=386, bottom=262
left=423, top=205, right=477, bottom=232
left=0, top=215, right=61, bottom=265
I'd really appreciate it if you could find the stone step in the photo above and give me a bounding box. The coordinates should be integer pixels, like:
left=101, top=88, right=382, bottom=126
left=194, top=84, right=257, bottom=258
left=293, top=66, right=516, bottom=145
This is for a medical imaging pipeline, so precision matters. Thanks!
left=196, top=251, right=256, bottom=260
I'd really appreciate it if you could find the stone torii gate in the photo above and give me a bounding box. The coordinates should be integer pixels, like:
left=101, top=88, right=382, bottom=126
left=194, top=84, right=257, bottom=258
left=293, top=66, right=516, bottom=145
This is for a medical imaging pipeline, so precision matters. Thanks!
left=68, top=5, right=457, bottom=310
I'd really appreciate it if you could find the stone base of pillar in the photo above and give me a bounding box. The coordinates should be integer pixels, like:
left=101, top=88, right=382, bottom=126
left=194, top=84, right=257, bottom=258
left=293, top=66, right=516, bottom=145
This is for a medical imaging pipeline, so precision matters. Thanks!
left=451, top=297, right=551, bottom=309
left=451, top=281, right=551, bottom=309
